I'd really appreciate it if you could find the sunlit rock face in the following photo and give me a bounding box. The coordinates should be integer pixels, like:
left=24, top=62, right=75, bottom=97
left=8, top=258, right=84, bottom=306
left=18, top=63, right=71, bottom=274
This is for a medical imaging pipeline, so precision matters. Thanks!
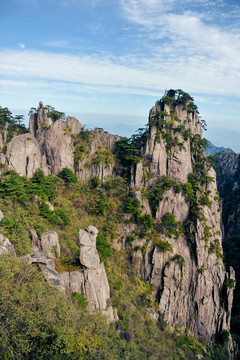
left=5, top=102, right=120, bottom=180
left=128, top=95, right=234, bottom=348
left=26, top=225, right=116, bottom=324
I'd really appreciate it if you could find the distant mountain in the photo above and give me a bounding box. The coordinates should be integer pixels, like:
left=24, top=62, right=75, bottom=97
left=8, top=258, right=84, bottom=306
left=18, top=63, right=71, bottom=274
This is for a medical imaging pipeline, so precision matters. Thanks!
left=205, top=140, right=233, bottom=155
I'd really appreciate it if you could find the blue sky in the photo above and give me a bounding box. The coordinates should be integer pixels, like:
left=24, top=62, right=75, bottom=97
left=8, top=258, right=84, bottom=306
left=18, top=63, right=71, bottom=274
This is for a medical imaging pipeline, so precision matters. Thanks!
left=1, top=0, right=240, bottom=151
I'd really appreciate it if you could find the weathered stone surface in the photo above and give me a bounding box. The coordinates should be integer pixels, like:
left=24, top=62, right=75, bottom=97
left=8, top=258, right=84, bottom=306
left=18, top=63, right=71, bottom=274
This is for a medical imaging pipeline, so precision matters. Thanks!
left=78, top=225, right=115, bottom=322
left=0, top=233, right=16, bottom=256
left=155, top=188, right=189, bottom=222
left=44, top=201, right=54, bottom=211
left=128, top=99, right=234, bottom=349
left=23, top=252, right=65, bottom=292
left=75, top=131, right=120, bottom=181
left=29, top=225, right=115, bottom=323
left=66, top=116, right=82, bottom=135
left=40, top=231, right=60, bottom=259
left=44, top=119, right=74, bottom=174
left=167, top=137, right=192, bottom=183
left=79, top=226, right=100, bottom=269
left=0, top=209, right=4, bottom=221
left=5, top=133, right=48, bottom=178
left=29, top=229, right=40, bottom=249
left=0, top=134, right=3, bottom=150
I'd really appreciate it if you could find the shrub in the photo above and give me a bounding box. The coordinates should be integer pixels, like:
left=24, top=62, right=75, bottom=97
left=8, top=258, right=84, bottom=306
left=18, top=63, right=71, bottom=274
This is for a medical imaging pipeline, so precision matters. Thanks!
left=209, top=239, right=223, bottom=259
left=39, top=203, right=69, bottom=226
left=96, top=232, right=112, bottom=262
left=224, top=278, right=236, bottom=289
left=30, top=169, right=57, bottom=200
left=219, top=330, right=230, bottom=344
left=127, top=235, right=136, bottom=244
left=58, top=167, right=78, bottom=184
left=153, top=238, right=173, bottom=253
left=160, top=213, right=183, bottom=238
left=90, top=176, right=100, bottom=188
left=72, top=292, right=88, bottom=309
left=170, top=254, right=185, bottom=269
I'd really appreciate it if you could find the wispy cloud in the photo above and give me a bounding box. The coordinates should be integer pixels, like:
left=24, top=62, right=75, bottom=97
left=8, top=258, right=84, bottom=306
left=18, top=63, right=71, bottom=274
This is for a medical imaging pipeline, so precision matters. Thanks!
left=18, top=43, right=26, bottom=49
left=2, top=0, right=240, bottom=118
left=1, top=46, right=240, bottom=99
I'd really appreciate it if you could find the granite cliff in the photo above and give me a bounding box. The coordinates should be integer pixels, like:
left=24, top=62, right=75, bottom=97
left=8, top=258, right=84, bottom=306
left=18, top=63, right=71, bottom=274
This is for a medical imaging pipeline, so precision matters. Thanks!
left=0, top=91, right=236, bottom=359
left=215, top=151, right=240, bottom=357
left=123, top=91, right=234, bottom=352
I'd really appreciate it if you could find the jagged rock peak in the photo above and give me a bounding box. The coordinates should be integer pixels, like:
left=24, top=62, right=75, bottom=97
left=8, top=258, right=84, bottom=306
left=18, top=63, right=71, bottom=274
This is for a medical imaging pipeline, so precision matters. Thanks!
left=29, top=101, right=82, bottom=137
left=127, top=90, right=235, bottom=355
left=132, top=89, right=203, bottom=187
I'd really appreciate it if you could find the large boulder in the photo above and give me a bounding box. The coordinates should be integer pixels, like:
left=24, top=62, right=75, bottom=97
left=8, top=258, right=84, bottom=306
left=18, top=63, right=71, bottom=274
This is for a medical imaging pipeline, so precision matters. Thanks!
left=40, top=231, right=61, bottom=259
left=44, top=119, right=74, bottom=174
left=5, top=134, right=48, bottom=178
left=66, top=116, right=82, bottom=135
left=0, top=233, right=16, bottom=257
left=79, top=225, right=100, bottom=269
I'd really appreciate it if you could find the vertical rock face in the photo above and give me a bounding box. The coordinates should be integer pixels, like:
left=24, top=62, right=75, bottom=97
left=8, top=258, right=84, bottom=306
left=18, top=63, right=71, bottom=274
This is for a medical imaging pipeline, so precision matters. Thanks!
left=66, top=116, right=82, bottom=135
left=76, top=226, right=114, bottom=319
left=43, top=119, right=74, bottom=174
left=40, top=231, right=61, bottom=259
left=129, top=93, right=234, bottom=346
left=216, top=151, right=240, bottom=355
left=0, top=234, right=16, bottom=257
left=3, top=102, right=120, bottom=180
left=4, top=134, right=48, bottom=177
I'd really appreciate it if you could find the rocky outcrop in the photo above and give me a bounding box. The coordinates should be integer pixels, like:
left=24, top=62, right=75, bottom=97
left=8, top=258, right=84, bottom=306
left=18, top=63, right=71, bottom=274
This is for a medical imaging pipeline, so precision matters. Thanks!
left=75, top=131, right=120, bottom=181
left=127, top=95, right=235, bottom=348
left=60, top=226, right=115, bottom=322
left=44, top=119, right=74, bottom=174
left=40, top=231, right=61, bottom=259
left=66, top=116, right=82, bottom=135
left=216, top=151, right=240, bottom=356
left=0, top=209, right=4, bottom=221
left=0, top=234, right=16, bottom=256
left=4, top=134, right=48, bottom=177
left=27, top=226, right=115, bottom=323
left=131, top=100, right=201, bottom=188
left=3, top=102, right=120, bottom=180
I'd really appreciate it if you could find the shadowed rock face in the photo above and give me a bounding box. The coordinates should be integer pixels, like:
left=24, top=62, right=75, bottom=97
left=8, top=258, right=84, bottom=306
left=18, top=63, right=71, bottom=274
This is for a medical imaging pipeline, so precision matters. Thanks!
left=216, top=151, right=240, bottom=353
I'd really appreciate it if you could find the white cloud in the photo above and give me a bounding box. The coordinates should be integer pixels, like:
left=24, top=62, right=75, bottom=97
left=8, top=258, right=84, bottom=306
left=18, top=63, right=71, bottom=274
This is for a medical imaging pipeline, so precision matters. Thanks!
left=1, top=47, right=240, bottom=100
left=18, top=43, right=26, bottom=49
left=2, top=0, right=240, bottom=113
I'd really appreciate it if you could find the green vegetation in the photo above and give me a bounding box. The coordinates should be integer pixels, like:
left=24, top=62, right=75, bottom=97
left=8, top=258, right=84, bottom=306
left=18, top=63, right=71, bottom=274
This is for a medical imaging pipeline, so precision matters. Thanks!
left=209, top=239, right=223, bottom=259
left=96, top=232, right=112, bottom=262
left=153, top=238, right=173, bottom=252
left=158, top=213, right=183, bottom=239
left=45, top=105, right=65, bottom=121
left=28, top=104, right=65, bottom=121
left=0, top=91, right=230, bottom=359
left=169, top=254, right=185, bottom=270
left=0, top=171, right=226, bottom=360
left=148, top=176, right=182, bottom=216
left=58, top=167, right=78, bottom=184
left=0, top=169, right=57, bottom=203
left=115, top=131, right=145, bottom=177
left=224, top=278, right=236, bottom=289
left=0, top=106, right=27, bottom=144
